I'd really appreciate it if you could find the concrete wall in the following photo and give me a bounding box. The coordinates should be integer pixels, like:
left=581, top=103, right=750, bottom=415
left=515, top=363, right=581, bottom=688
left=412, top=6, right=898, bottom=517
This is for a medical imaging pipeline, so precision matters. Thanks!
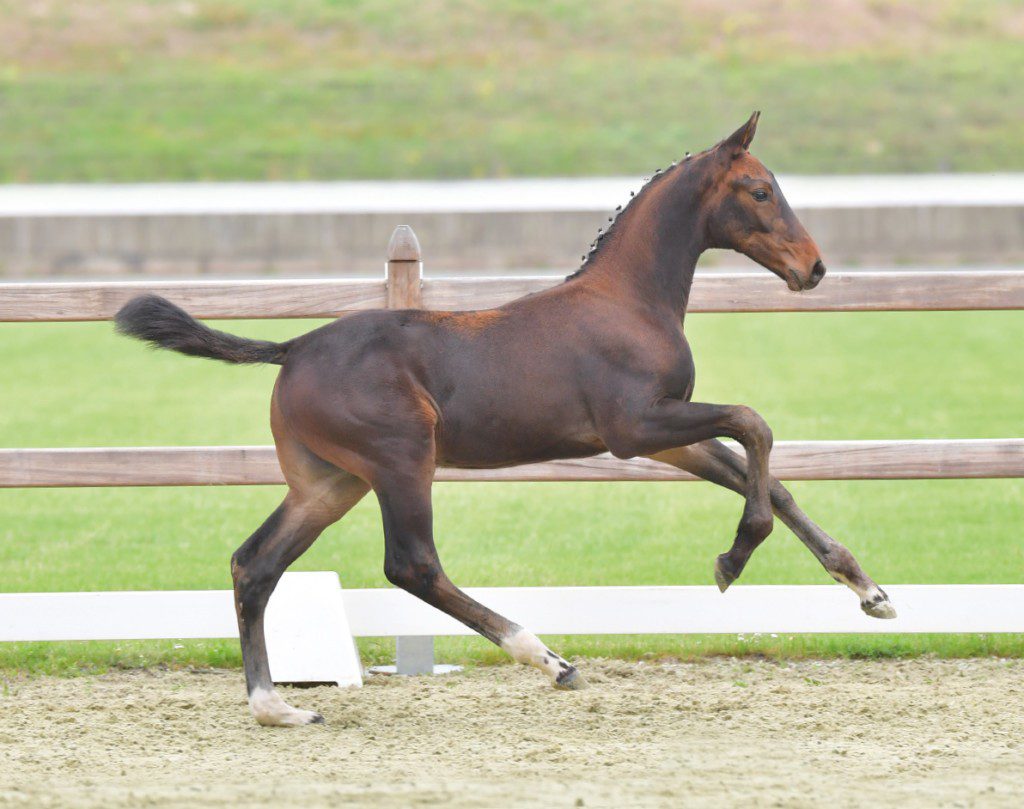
left=1, top=178, right=1021, bottom=277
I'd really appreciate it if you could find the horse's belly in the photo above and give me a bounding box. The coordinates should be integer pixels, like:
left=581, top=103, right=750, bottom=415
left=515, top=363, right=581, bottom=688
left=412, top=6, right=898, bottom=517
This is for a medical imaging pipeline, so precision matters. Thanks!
left=435, top=421, right=606, bottom=469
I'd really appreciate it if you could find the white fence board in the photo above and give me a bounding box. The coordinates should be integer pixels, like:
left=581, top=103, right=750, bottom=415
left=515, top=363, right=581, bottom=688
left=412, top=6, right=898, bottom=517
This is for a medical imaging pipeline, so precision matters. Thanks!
left=3, top=584, right=1021, bottom=643
left=343, top=584, right=1024, bottom=636
left=0, top=175, right=1020, bottom=216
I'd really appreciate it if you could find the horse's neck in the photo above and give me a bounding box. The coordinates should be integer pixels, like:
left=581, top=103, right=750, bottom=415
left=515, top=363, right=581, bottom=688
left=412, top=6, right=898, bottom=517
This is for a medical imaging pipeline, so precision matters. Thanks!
left=578, top=177, right=705, bottom=319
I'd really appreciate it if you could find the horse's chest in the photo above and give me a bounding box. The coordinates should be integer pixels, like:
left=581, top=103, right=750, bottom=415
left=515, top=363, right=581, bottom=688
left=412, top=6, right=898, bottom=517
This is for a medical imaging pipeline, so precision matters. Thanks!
left=638, top=331, right=696, bottom=399
left=666, top=343, right=696, bottom=400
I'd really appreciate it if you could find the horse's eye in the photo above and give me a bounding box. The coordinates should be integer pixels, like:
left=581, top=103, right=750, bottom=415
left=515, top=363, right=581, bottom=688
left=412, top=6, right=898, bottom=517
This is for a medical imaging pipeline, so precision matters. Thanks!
left=752, top=189, right=770, bottom=202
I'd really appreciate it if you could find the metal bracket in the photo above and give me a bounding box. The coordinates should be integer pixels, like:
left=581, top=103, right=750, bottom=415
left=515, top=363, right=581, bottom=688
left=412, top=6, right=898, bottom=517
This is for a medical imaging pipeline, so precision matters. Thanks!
left=368, top=635, right=462, bottom=676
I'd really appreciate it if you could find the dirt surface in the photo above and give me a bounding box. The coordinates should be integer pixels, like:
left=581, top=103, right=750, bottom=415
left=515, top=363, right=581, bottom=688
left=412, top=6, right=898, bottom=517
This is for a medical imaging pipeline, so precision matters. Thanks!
left=1, top=658, right=1021, bottom=808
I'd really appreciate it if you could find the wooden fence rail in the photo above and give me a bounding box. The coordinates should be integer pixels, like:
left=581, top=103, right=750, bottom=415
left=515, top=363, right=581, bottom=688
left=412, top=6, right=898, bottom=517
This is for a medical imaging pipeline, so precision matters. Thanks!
left=3, top=269, right=1024, bottom=322
left=1, top=440, right=1022, bottom=488
left=1, top=225, right=1021, bottom=491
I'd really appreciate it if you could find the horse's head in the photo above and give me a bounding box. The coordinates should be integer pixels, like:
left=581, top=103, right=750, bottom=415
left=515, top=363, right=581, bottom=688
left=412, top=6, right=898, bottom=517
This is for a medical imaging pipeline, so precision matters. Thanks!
left=702, top=112, right=826, bottom=291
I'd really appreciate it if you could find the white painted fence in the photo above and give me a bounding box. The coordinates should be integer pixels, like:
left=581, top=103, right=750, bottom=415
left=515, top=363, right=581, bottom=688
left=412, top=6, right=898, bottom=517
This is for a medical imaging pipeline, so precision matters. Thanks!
left=3, top=573, right=1022, bottom=684
left=1, top=174, right=1021, bottom=216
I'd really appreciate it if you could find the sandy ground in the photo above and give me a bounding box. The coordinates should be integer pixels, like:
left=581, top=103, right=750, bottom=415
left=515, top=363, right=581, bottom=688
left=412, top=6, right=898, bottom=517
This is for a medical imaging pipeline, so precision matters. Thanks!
left=0, top=658, right=1021, bottom=808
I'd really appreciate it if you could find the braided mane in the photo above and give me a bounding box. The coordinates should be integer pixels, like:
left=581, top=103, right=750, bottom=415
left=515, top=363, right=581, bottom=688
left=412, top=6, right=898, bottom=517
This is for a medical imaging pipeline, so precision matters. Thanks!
left=564, top=152, right=697, bottom=282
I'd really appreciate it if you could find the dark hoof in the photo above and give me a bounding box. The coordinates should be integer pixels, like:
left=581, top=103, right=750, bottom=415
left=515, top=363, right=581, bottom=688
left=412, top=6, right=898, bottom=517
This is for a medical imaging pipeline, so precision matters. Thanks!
left=861, top=593, right=897, bottom=619
left=554, top=666, right=588, bottom=690
left=310, top=712, right=325, bottom=724
left=714, top=554, right=738, bottom=593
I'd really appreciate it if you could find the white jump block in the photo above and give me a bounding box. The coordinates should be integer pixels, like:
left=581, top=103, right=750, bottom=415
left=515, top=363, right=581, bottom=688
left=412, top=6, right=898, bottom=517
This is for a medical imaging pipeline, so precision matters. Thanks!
left=265, top=572, right=362, bottom=687
left=0, top=571, right=362, bottom=687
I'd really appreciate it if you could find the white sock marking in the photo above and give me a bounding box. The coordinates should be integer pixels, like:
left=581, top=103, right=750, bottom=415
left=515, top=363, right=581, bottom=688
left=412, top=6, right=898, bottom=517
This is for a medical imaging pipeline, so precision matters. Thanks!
left=249, top=687, right=321, bottom=727
left=500, top=628, right=573, bottom=682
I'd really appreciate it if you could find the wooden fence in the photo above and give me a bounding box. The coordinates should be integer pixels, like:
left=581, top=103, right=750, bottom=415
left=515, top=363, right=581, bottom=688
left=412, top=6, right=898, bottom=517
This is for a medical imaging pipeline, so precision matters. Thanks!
left=1, top=225, right=1023, bottom=486
left=3, top=224, right=1023, bottom=676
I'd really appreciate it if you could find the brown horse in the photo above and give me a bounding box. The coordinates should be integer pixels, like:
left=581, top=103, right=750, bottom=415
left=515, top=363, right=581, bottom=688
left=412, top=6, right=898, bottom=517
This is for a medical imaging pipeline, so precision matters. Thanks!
left=116, top=112, right=895, bottom=727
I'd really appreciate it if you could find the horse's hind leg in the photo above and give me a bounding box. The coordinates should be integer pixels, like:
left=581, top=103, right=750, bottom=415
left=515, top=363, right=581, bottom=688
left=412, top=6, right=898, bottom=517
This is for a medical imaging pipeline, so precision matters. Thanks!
left=373, top=465, right=585, bottom=689
left=232, top=467, right=369, bottom=726
left=650, top=439, right=896, bottom=619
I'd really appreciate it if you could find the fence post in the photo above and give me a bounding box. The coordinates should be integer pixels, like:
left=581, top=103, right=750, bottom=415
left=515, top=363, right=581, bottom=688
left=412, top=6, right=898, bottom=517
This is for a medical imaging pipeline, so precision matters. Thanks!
left=386, top=225, right=423, bottom=309
left=383, top=225, right=444, bottom=676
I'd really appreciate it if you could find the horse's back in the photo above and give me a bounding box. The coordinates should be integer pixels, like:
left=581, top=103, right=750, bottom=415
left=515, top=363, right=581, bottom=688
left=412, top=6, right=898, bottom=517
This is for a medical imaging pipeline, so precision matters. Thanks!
left=273, top=301, right=605, bottom=470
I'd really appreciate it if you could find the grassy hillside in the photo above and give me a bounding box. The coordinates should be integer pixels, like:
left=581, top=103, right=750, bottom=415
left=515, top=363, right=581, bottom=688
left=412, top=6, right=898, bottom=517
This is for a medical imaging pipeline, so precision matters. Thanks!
left=1, top=310, right=1021, bottom=672
left=0, top=0, right=1021, bottom=181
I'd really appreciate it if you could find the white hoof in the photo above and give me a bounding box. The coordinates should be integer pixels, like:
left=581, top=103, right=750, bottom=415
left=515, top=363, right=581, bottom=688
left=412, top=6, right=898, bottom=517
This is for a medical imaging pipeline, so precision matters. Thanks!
left=249, top=687, right=324, bottom=727
left=861, top=592, right=897, bottom=620
left=554, top=666, right=588, bottom=690
left=501, top=628, right=585, bottom=688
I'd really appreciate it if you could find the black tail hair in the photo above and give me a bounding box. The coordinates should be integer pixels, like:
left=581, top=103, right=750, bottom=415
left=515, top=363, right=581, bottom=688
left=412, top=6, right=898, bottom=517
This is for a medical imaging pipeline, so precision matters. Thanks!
left=114, top=295, right=289, bottom=365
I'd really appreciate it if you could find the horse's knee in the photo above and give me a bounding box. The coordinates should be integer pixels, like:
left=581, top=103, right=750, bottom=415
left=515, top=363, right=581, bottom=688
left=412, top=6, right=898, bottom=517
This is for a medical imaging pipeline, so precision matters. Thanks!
left=727, top=405, right=773, bottom=450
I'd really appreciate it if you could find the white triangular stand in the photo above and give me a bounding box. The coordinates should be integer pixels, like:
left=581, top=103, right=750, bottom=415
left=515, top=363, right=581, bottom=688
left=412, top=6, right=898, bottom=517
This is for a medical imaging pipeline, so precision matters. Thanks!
left=265, top=571, right=362, bottom=687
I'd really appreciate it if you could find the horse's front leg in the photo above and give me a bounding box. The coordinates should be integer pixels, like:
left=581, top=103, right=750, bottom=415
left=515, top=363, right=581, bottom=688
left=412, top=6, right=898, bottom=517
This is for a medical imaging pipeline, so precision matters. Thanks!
left=650, top=439, right=896, bottom=618
left=603, top=400, right=774, bottom=589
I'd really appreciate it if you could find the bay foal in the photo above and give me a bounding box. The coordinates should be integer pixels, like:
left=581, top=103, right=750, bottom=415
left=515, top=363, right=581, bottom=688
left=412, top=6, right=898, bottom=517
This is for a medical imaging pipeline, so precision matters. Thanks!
left=116, top=113, right=895, bottom=726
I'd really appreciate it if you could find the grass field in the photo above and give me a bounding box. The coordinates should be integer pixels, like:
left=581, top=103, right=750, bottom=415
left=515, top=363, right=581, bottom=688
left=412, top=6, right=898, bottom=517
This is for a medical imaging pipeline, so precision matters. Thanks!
left=0, top=0, right=1022, bottom=181
left=1, top=309, right=1021, bottom=673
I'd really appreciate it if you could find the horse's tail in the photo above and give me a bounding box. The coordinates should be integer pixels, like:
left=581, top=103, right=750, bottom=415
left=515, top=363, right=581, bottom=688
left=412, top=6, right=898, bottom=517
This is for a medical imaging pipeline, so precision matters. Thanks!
left=114, top=294, right=290, bottom=365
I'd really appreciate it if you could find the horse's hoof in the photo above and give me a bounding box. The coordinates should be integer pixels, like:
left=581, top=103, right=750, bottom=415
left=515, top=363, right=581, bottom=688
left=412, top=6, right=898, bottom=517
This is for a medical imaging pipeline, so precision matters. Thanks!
left=254, top=709, right=325, bottom=727
left=554, top=666, right=588, bottom=690
left=250, top=686, right=326, bottom=727
left=861, top=594, right=897, bottom=619
left=714, top=554, right=737, bottom=593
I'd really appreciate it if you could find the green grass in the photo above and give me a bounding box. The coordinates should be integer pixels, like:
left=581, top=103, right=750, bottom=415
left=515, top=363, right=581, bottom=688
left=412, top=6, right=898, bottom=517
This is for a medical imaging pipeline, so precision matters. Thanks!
left=1, top=310, right=1022, bottom=673
left=0, top=1, right=1021, bottom=180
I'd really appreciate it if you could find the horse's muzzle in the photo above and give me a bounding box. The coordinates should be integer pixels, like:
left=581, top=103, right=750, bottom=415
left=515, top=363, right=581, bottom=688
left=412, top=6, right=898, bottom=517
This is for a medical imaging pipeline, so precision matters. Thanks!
left=804, top=260, right=827, bottom=290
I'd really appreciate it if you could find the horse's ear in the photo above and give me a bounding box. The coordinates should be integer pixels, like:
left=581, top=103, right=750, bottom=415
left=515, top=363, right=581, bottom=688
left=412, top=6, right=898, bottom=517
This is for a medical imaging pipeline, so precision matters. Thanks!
left=720, top=111, right=760, bottom=154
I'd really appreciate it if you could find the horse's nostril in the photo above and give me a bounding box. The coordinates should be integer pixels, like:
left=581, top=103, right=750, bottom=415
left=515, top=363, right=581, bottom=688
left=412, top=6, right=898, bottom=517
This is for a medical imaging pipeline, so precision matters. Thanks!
left=810, top=260, right=826, bottom=283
